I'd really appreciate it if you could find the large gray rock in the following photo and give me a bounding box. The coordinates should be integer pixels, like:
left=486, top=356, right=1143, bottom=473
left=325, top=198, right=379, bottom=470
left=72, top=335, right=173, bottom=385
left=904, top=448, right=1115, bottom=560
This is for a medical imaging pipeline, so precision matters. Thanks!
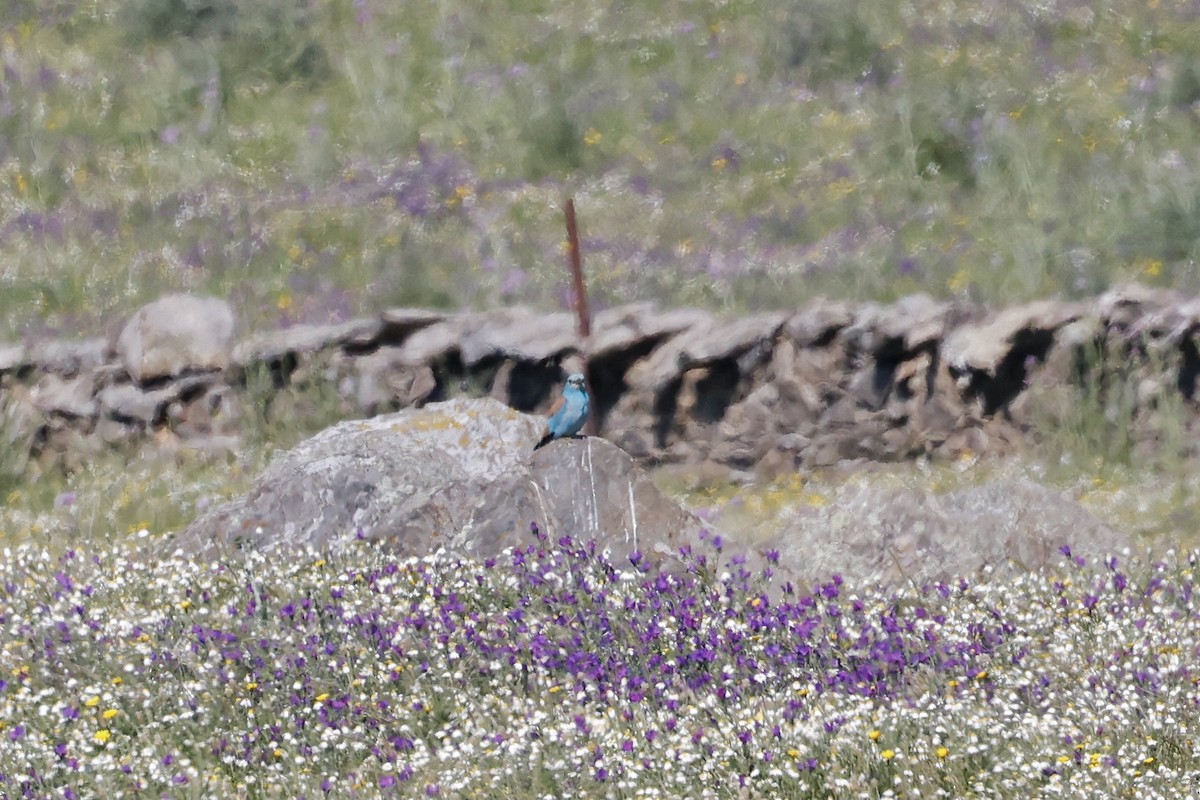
left=177, top=398, right=724, bottom=569
left=459, top=436, right=709, bottom=563
left=117, top=294, right=235, bottom=383
left=768, top=478, right=1133, bottom=588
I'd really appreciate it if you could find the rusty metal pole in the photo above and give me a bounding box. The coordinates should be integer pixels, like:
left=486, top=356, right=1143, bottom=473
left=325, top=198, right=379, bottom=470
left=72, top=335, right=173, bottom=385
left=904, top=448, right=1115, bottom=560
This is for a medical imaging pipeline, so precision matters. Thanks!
left=564, top=197, right=597, bottom=434
left=564, top=197, right=591, bottom=338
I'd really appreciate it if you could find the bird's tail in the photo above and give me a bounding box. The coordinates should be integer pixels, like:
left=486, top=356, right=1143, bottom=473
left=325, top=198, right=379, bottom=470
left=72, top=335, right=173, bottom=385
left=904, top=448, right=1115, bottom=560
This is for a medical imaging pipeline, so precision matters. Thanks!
left=533, top=433, right=554, bottom=450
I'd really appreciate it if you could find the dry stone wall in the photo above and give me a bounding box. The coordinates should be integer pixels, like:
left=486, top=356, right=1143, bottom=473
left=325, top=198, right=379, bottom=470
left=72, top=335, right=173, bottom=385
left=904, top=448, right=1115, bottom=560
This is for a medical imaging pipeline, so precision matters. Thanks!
left=4, top=284, right=1200, bottom=475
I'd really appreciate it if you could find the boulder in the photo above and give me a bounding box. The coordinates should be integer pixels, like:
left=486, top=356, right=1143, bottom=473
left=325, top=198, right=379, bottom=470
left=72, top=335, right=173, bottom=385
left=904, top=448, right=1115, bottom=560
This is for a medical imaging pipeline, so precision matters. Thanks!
left=176, top=398, right=728, bottom=570
left=117, top=294, right=235, bottom=382
left=767, top=478, right=1132, bottom=588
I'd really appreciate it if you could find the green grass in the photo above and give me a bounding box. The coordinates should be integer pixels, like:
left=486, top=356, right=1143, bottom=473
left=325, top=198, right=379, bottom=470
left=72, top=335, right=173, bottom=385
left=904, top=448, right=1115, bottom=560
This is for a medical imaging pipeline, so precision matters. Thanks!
left=4, top=1, right=1200, bottom=341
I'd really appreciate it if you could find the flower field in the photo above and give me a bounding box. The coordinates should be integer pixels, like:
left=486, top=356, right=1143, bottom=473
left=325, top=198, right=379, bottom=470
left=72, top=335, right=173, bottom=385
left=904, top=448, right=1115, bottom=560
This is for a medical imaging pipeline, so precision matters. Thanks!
left=1, top=525, right=1197, bottom=798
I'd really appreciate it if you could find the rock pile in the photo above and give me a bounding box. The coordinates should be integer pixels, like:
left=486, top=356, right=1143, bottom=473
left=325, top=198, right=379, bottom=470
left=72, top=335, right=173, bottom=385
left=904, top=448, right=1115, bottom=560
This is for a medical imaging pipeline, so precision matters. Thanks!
left=3, top=284, right=1200, bottom=475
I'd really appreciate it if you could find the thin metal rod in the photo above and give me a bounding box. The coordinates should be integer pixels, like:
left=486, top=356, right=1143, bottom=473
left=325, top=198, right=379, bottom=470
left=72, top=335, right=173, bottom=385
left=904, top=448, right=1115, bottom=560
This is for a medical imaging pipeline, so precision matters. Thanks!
left=564, top=197, right=591, bottom=338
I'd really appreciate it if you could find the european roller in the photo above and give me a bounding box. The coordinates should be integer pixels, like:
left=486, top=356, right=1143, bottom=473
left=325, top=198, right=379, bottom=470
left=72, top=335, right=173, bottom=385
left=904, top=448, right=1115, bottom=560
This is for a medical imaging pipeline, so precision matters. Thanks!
left=535, top=372, right=590, bottom=449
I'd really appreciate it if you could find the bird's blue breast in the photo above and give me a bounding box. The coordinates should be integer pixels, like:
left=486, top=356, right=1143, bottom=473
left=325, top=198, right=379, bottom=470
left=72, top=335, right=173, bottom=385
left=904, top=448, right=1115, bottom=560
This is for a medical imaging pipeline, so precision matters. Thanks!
left=548, top=387, right=589, bottom=438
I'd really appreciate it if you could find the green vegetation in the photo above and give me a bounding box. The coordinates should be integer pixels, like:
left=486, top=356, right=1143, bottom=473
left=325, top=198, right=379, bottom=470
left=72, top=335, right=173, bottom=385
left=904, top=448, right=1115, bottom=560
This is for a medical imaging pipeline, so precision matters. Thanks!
left=4, top=1, right=1200, bottom=342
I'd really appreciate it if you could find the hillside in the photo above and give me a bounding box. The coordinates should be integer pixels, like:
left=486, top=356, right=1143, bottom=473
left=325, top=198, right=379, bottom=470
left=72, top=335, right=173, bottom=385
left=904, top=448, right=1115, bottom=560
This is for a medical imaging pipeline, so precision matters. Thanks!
left=4, top=0, right=1200, bottom=340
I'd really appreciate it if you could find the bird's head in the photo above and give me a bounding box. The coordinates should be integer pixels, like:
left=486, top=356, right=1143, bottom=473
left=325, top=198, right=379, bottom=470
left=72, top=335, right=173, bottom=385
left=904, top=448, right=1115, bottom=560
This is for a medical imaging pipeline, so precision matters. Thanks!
left=565, top=373, right=586, bottom=390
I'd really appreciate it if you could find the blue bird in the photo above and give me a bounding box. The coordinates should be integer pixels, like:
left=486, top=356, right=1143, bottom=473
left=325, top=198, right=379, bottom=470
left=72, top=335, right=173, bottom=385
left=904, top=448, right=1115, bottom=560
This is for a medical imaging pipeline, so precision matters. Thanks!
left=535, top=372, right=590, bottom=449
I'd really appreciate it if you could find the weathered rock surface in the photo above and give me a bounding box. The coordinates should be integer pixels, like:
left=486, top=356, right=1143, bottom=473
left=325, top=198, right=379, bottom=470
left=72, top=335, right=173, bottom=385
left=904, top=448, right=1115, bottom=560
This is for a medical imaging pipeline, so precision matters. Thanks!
left=5, top=284, right=1200, bottom=477
left=117, top=294, right=236, bottom=382
left=176, top=398, right=722, bottom=570
left=768, top=478, right=1134, bottom=587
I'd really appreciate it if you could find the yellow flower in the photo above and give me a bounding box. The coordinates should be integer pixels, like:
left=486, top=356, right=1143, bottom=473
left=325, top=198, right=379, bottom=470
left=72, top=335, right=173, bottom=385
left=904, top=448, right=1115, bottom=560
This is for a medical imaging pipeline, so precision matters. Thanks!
left=868, top=729, right=882, bottom=741
left=583, top=128, right=602, bottom=146
left=84, top=696, right=101, bottom=708
left=881, top=749, right=896, bottom=760
left=936, top=746, right=950, bottom=758
left=102, top=709, right=119, bottom=720
left=947, top=269, right=970, bottom=293
left=315, top=693, right=330, bottom=703
left=94, top=729, right=111, bottom=743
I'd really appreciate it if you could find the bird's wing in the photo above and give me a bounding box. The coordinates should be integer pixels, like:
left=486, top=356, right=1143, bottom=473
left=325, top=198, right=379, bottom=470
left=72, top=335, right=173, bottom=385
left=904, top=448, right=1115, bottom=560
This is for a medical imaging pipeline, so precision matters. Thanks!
left=546, top=395, right=565, bottom=419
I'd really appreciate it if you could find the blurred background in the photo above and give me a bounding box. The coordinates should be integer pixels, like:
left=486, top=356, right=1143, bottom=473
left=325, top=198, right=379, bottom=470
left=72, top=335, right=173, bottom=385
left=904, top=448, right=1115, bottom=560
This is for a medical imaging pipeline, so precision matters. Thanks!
left=3, top=0, right=1200, bottom=341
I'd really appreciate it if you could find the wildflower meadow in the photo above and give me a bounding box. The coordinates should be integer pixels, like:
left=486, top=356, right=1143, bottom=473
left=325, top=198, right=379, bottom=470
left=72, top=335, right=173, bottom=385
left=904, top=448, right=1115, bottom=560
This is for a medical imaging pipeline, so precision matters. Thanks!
left=2, top=526, right=1199, bottom=799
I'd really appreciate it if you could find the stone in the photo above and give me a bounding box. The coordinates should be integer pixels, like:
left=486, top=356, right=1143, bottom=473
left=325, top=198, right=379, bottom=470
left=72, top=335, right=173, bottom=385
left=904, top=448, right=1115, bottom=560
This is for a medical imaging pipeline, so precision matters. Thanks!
left=117, top=294, right=235, bottom=382
left=397, top=317, right=466, bottom=364
left=841, top=293, right=952, bottom=359
left=32, top=373, right=97, bottom=418
left=29, top=338, right=108, bottom=376
left=459, top=308, right=578, bottom=366
left=176, top=398, right=734, bottom=573
left=353, top=346, right=438, bottom=413
left=455, top=437, right=714, bottom=567
left=232, top=317, right=382, bottom=367
left=785, top=300, right=855, bottom=346
left=1098, top=283, right=1186, bottom=333
left=378, top=308, right=446, bottom=340
left=629, top=312, right=786, bottom=392
left=587, top=305, right=711, bottom=359
left=0, top=342, right=27, bottom=374
left=767, top=478, right=1132, bottom=587
left=97, top=375, right=214, bottom=426
left=943, top=300, right=1082, bottom=376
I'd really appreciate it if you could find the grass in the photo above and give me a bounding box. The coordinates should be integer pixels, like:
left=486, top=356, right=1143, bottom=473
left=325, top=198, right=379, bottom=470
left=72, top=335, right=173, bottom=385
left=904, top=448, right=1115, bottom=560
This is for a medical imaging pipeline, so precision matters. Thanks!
left=5, top=1, right=1200, bottom=341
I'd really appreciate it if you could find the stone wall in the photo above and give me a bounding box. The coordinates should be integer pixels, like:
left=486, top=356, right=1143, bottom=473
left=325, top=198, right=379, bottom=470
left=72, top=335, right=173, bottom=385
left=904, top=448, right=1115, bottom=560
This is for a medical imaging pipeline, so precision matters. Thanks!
left=4, top=285, right=1199, bottom=475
